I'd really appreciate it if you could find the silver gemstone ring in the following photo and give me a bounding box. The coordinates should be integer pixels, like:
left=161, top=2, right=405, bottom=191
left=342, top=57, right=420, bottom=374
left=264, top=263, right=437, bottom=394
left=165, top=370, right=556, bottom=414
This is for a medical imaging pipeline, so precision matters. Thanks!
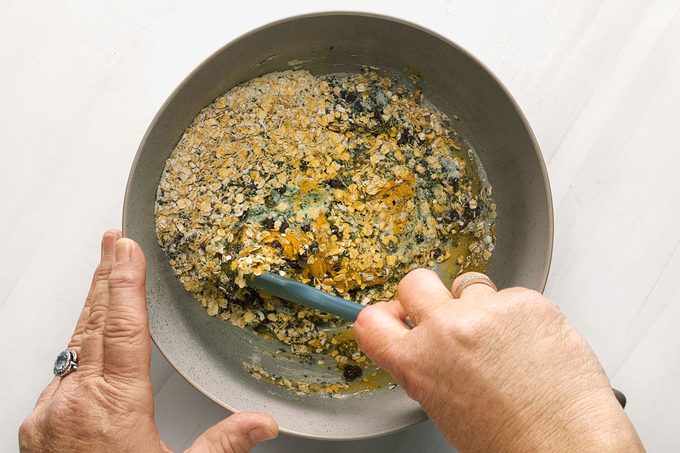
left=53, top=349, right=79, bottom=377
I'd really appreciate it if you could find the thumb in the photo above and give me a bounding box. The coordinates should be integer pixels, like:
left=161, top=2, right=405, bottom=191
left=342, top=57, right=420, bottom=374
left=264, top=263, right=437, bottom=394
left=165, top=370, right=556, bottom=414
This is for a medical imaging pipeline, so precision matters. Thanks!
left=186, top=412, right=278, bottom=453
left=354, top=300, right=410, bottom=372
left=104, top=238, right=151, bottom=381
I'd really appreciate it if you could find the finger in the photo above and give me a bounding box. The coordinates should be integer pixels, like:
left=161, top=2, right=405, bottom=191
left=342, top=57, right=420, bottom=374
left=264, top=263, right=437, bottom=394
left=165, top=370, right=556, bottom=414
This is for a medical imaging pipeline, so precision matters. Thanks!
left=71, top=230, right=121, bottom=377
left=451, top=272, right=497, bottom=301
left=395, top=268, right=453, bottom=325
left=354, top=300, right=410, bottom=370
left=69, top=230, right=121, bottom=352
left=186, top=412, right=278, bottom=453
left=103, top=238, right=150, bottom=382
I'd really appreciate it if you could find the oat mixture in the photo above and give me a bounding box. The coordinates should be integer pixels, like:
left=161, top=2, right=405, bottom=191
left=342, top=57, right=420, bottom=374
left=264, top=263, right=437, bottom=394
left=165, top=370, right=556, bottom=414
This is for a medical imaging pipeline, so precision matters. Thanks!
left=155, top=69, right=496, bottom=394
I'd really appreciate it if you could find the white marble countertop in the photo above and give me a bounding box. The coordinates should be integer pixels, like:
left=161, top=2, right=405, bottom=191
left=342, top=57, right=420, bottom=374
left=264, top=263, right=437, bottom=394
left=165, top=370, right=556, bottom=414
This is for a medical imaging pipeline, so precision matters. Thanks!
left=2, top=1, right=679, bottom=451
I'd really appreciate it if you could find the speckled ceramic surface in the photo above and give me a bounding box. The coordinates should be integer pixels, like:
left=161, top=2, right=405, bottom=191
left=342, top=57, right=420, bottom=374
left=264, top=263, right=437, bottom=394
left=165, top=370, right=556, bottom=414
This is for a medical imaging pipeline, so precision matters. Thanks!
left=122, top=12, right=553, bottom=440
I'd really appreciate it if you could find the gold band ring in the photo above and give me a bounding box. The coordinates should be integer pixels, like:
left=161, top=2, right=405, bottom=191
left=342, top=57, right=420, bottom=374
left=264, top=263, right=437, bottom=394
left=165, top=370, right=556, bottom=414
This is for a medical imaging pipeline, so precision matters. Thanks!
left=452, top=272, right=497, bottom=298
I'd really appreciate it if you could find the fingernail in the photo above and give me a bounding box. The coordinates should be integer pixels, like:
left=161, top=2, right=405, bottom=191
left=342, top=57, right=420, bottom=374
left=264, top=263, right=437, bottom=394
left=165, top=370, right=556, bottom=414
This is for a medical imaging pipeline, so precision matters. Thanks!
left=248, top=425, right=277, bottom=443
left=114, top=239, right=132, bottom=264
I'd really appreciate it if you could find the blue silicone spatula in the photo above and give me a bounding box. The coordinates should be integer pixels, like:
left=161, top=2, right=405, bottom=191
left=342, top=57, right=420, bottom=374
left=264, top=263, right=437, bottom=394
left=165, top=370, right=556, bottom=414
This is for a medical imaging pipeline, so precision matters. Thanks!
left=248, top=271, right=363, bottom=322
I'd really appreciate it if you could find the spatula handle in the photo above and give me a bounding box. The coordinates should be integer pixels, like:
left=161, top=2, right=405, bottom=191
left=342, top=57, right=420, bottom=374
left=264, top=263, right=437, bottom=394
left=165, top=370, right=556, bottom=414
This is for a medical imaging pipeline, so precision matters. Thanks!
left=249, top=272, right=363, bottom=321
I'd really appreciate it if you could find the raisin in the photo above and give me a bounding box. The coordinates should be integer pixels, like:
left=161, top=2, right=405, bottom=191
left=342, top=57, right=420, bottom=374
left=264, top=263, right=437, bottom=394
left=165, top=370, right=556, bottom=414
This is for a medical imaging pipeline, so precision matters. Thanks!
left=432, top=248, right=442, bottom=259
left=278, top=220, right=289, bottom=233
left=464, top=203, right=480, bottom=220
left=327, top=178, right=343, bottom=189
left=287, top=256, right=306, bottom=269
left=340, top=89, right=358, bottom=104
left=447, top=210, right=459, bottom=222
left=342, top=365, right=363, bottom=381
left=415, top=232, right=424, bottom=243
left=397, top=128, right=413, bottom=145
left=262, top=217, right=275, bottom=230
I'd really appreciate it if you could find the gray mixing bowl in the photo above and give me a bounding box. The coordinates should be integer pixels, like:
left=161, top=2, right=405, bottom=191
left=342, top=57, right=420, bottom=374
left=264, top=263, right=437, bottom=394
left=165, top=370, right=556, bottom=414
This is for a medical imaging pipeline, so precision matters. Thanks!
left=123, top=12, right=553, bottom=440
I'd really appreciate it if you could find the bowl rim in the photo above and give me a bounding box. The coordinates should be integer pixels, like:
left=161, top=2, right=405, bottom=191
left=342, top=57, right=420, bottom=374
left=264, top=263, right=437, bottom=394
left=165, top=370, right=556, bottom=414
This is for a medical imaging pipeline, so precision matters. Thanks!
left=122, top=10, right=554, bottom=440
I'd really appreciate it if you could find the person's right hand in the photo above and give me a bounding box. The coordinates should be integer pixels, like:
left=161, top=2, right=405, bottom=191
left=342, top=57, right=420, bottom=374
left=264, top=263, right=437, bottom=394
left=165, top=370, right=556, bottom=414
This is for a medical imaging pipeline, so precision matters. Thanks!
left=354, top=269, right=644, bottom=452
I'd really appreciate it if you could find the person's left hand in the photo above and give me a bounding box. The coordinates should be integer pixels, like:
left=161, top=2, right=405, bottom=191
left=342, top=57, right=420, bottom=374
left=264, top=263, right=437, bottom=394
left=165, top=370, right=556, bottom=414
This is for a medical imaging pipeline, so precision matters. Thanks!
left=19, top=230, right=278, bottom=452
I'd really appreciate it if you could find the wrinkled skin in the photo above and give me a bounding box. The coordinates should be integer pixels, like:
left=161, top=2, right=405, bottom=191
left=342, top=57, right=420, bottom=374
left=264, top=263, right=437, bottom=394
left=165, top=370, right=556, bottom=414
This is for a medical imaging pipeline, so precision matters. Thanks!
left=354, top=269, right=645, bottom=453
left=19, top=231, right=278, bottom=452
left=20, top=231, right=645, bottom=452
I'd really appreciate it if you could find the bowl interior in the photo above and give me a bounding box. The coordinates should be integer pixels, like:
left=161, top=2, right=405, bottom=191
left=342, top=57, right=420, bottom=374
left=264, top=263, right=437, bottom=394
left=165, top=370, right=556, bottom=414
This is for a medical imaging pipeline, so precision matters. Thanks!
left=123, top=13, right=552, bottom=439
